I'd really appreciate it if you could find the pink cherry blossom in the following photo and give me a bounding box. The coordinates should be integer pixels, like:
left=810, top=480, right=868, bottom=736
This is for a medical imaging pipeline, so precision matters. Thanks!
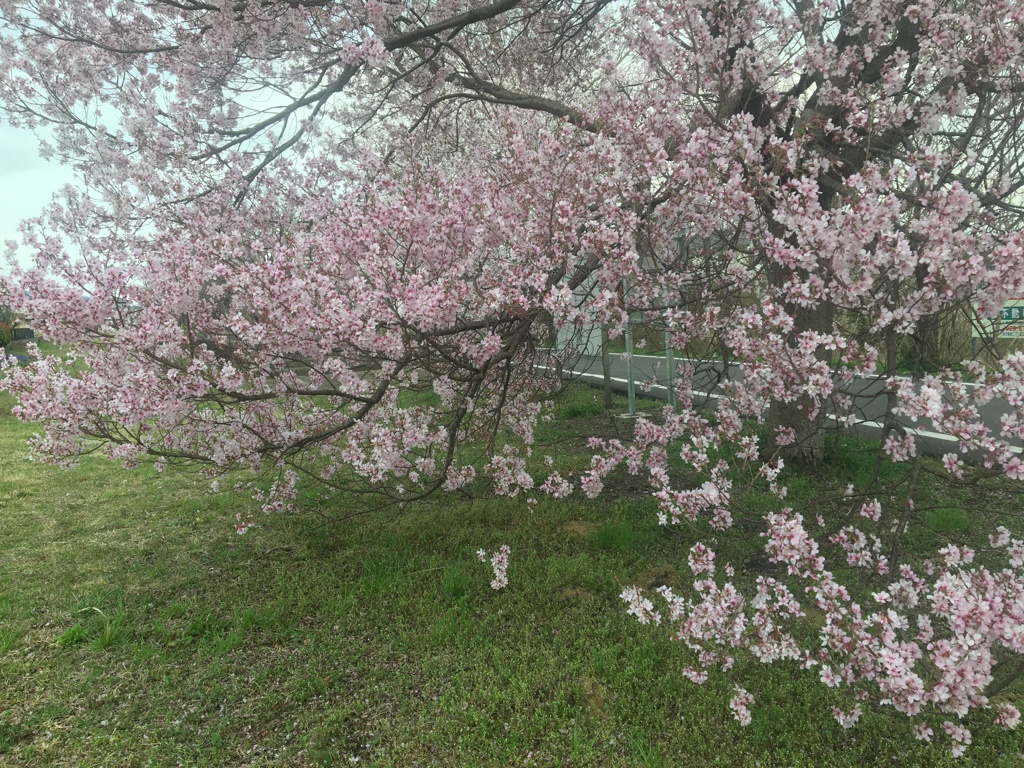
left=478, top=545, right=511, bottom=591
left=2, top=0, right=1024, bottom=757
left=729, top=687, right=754, bottom=726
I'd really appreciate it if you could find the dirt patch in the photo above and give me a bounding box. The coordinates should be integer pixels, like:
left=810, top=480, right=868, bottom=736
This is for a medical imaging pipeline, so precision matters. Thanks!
left=579, top=676, right=609, bottom=720
left=546, top=411, right=671, bottom=501
left=560, top=413, right=631, bottom=444
left=560, top=519, right=599, bottom=538
left=630, top=565, right=686, bottom=592
left=552, top=586, right=596, bottom=604
left=598, top=470, right=653, bottom=500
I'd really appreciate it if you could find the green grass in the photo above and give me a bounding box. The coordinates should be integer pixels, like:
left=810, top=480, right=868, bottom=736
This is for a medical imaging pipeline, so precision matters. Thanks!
left=3, top=338, right=62, bottom=358
left=0, top=385, right=1021, bottom=766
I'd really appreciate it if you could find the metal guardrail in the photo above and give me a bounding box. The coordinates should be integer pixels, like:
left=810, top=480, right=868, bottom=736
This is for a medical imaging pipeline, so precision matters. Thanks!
left=546, top=351, right=1022, bottom=459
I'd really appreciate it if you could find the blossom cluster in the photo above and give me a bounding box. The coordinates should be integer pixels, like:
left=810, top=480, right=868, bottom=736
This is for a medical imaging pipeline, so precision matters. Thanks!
left=624, top=513, right=1024, bottom=757
left=478, top=545, right=511, bottom=591
left=1, top=0, right=1024, bottom=758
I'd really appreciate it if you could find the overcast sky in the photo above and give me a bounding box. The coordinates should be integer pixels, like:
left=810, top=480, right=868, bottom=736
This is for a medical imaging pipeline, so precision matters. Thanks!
left=0, top=121, right=77, bottom=271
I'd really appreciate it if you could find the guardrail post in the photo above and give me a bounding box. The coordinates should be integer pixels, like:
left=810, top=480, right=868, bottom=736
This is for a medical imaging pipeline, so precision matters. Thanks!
left=623, top=279, right=636, bottom=416
left=601, top=325, right=613, bottom=410
left=665, top=332, right=675, bottom=410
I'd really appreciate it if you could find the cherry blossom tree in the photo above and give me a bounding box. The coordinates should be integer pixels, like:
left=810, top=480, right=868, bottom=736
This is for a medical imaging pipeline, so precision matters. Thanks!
left=2, top=0, right=1024, bottom=755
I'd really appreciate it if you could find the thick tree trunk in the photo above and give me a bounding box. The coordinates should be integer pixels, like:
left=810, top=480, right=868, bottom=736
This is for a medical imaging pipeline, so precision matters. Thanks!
left=913, top=264, right=944, bottom=371
left=765, top=285, right=835, bottom=469
left=601, top=325, right=613, bottom=411
left=767, top=393, right=828, bottom=466
left=915, top=313, right=942, bottom=369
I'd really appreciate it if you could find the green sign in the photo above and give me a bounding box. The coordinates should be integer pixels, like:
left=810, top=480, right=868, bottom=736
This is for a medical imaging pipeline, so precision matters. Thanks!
left=976, top=300, right=1024, bottom=338
left=1000, top=305, right=1024, bottom=322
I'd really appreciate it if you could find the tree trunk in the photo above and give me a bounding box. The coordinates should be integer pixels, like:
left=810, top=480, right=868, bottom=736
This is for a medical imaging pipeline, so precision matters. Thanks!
left=913, top=263, right=942, bottom=371
left=765, top=286, right=835, bottom=469
left=767, top=393, right=828, bottom=467
left=914, top=313, right=942, bottom=370
left=601, top=325, right=613, bottom=411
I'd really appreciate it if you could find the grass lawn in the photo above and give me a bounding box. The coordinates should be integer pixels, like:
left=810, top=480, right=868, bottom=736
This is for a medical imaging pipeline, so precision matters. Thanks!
left=0, top=380, right=1022, bottom=766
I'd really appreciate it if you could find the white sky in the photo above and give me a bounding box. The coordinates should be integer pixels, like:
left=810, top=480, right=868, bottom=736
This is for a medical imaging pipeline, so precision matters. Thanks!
left=0, top=121, right=77, bottom=271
